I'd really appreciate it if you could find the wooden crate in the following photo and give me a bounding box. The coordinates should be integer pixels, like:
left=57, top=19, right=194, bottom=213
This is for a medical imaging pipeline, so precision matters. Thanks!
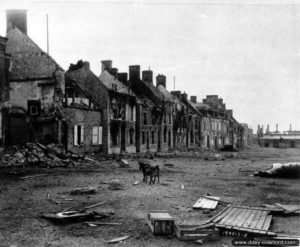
left=147, top=211, right=175, bottom=236
left=175, top=223, right=220, bottom=241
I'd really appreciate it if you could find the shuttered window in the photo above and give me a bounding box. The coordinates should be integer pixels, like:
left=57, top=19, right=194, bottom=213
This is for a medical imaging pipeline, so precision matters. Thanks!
left=74, top=125, right=84, bottom=146
left=92, top=126, right=103, bottom=145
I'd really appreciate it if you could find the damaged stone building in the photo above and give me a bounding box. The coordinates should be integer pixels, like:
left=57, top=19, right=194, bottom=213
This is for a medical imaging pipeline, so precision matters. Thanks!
left=5, top=10, right=65, bottom=146
left=99, top=61, right=137, bottom=154
left=63, top=61, right=103, bottom=154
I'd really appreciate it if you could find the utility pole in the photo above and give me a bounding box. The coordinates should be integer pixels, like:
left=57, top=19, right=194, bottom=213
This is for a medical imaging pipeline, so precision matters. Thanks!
left=46, top=14, right=49, bottom=54
left=173, top=76, right=176, bottom=91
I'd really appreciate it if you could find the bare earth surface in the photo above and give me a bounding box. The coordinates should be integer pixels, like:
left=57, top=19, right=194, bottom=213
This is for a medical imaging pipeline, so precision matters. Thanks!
left=0, top=146, right=299, bottom=247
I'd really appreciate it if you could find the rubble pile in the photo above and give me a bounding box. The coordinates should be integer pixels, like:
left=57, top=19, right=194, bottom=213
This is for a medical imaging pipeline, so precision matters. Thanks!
left=0, top=143, right=83, bottom=168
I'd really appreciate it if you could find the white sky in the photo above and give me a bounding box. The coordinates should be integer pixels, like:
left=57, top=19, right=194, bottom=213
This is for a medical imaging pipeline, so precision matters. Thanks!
left=1, top=0, right=299, bottom=132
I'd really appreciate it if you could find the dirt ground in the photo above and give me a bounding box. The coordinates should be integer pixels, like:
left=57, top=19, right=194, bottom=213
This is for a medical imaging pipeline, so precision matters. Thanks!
left=0, top=146, right=299, bottom=247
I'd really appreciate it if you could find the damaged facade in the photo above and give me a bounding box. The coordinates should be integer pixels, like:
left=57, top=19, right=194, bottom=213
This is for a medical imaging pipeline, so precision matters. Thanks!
left=5, top=10, right=65, bottom=146
left=2, top=9, right=248, bottom=153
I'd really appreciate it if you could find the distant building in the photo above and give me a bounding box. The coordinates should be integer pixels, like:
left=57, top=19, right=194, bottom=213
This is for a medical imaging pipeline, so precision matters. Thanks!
left=260, top=135, right=300, bottom=148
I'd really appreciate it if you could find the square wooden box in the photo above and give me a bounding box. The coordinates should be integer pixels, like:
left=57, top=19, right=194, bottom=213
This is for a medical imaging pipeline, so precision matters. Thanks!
left=147, top=211, right=175, bottom=236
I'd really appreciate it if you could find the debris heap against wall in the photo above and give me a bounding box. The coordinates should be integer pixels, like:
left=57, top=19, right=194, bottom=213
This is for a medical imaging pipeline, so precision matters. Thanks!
left=0, top=143, right=84, bottom=167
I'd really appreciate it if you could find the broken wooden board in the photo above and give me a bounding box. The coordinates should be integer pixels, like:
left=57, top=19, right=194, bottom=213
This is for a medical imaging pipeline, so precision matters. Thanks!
left=211, top=205, right=276, bottom=236
left=193, top=196, right=220, bottom=210
left=175, top=222, right=219, bottom=241
left=107, top=235, right=132, bottom=244
left=275, top=204, right=300, bottom=213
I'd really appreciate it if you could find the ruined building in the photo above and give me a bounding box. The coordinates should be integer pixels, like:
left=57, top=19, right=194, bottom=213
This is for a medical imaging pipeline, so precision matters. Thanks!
left=63, top=61, right=103, bottom=153
left=5, top=9, right=65, bottom=145
left=99, top=61, right=137, bottom=154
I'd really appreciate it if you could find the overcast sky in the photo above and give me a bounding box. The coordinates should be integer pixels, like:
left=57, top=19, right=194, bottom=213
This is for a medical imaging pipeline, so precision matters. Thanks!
left=1, top=0, right=299, bottom=132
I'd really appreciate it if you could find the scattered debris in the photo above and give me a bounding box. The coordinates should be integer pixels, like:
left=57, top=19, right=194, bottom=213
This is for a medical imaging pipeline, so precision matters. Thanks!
left=85, top=222, right=122, bottom=226
left=133, top=181, right=140, bottom=185
left=147, top=211, right=175, bottom=235
left=254, top=162, right=300, bottom=178
left=70, top=186, right=96, bottom=195
left=204, top=154, right=224, bottom=161
left=19, top=173, right=48, bottom=180
left=224, top=153, right=238, bottom=159
left=119, top=159, right=130, bottom=168
left=274, top=204, right=300, bottom=213
left=108, top=180, right=125, bottom=190
left=181, top=184, right=185, bottom=189
left=1, top=143, right=85, bottom=168
left=42, top=210, right=108, bottom=224
left=193, top=196, right=221, bottom=210
left=164, top=163, right=175, bottom=168
left=207, top=205, right=276, bottom=236
left=47, top=193, right=62, bottom=205
left=175, top=222, right=220, bottom=241
left=107, top=235, right=132, bottom=244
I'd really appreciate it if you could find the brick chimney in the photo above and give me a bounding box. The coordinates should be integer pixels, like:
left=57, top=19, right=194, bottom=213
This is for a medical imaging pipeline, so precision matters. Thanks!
left=6, top=9, right=27, bottom=34
left=83, top=61, right=90, bottom=70
left=182, top=92, right=188, bottom=101
left=101, top=60, right=112, bottom=72
left=129, top=65, right=140, bottom=80
left=190, top=96, right=197, bottom=103
left=156, top=74, right=166, bottom=87
left=118, top=72, right=128, bottom=84
left=142, top=70, right=153, bottom=84
left=227, top=110, right=233, bottom=118
left=109, top=68, right=118, bottom=78
left=171, top=90, right=181, bottom=99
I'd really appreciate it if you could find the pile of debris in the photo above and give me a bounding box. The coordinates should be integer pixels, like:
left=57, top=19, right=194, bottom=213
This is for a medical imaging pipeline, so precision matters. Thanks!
left=0, top=143, right=84, bottom=168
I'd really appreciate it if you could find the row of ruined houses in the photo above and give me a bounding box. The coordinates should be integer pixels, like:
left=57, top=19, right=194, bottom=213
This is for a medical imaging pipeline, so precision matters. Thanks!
left=0, top=10, right=246, bottom=154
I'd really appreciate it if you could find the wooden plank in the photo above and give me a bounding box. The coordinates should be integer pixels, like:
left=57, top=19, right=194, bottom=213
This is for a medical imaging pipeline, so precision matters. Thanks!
left=261, top=215, right=272, bottom=231
left=230, top=208, right=249, bottom=227
left=248, top=210, right=263, bottom=229
left=241, top=209, right=257, bottom=229
left=223, top=208, right=242, bottom=226
left=212, top=206, right=232, bottom=223
left=218, top=207, right=238, bottom=224
left=254, top=211, right=268, bottom=230
left=193, top=196, right=220, bottom=210
left=206, top=205, right=232, bottom=224
left=235, top=209, right=252, bottom=228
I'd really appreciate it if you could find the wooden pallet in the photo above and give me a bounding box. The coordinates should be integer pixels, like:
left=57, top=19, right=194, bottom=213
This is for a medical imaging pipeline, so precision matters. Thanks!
left=209, top=205, right=276, bottom=236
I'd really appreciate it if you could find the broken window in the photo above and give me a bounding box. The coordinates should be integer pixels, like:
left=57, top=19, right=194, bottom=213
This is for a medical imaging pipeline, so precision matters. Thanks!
left=152, top=131, right=155, bottom=144
left=92, top=126, right=102, bottom=145
left=142, top=131, right=145, bottom=144
left=111, top=125, right=119, bottom=146
left=169, top=113, right=172, bottom=124
left=164, top=127, right=167, bottom=143
left=129, top=128, right=134, bottom=145
left=74, top=125, right=84, bottom=146
left=28, top=100, right=41, bottom=116
left=143, top=112, right=147, bottom=125
left=130, top=105, right=134, bottom=121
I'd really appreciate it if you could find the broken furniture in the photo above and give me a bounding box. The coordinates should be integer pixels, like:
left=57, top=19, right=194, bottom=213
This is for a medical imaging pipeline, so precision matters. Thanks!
left=207, top=205, right=276, bottom=236
left=175, top=222, right=219, bottom=241
left=147, top=210, right=175, bottom=235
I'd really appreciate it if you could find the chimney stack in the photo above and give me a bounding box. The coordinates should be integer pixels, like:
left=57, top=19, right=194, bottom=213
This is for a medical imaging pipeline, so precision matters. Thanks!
left=109, top=68, right=118, bottom=78
left=129, top=65, right=140, bottom=80
left=190, top=96, right=197, bottom=103
left=156, top=74, right=166, bottom=87
left=83, top=61, right=90, bottom=70
left=290, top=124, right=292, bottom=131
left=118, top=72, right=128, bottom=84
left=182, top=92, right=188, bottom=101
left=227, top=110, right=233, bottom=118
left=101, top=60, right=112, bottom=72
left=276, top=124, right=278, bottom=132
left=142, top=70, right=153, bottom=84
left=6, top=9, right=27, bottom=34
left=6, top=9, right=27, bottom=35
left=171, top=90, right=181, bottom=99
